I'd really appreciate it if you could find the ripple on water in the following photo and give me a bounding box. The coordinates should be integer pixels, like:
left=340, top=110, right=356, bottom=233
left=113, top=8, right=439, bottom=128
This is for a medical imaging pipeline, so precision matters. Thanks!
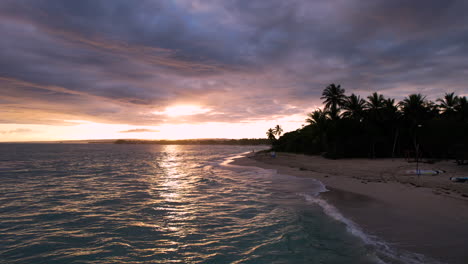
left=1, top=144, right=431, bottom=264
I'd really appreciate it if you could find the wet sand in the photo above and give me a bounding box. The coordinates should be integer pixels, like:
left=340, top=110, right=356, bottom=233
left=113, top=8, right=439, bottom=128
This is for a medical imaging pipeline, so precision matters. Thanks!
left=232, top=152, right=468, bottom=264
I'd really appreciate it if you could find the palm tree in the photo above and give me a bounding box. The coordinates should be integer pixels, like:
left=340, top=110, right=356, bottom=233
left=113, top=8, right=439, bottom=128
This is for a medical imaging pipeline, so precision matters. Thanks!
left=306, top=109, right=329, bottom=152
left=320, top=83, right=346, bottom=120
left=274, top=124, right=283, bottom=138
left=266, top=128, right=276, bottom=142
left=399, top=94, right=430, bottom=161
left=399, top=94, right=428, bottom=123
left=437, top=92, right=459, bottom=118
left=382, top=98, right=401, bottom=158
left=383, top=98, right=398, bottom=112
left=306, top=109, right=328, bottom=126
left=360, top=93, right=386, bottom=158
left=366, top=92, right=385, bottom=110
left=342, top=94, right=366, bottom=120
left=456, top=96, right=468, bottom=121
left=426, top=100, right=440, bottom=120
left=378, top=98, right=401, bottom=125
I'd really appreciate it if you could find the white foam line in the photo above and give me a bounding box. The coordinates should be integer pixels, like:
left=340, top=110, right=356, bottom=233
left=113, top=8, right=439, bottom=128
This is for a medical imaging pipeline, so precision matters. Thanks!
left=222, top=152, right=328, bottom=194
left=220, top=151, right=280, bottom=176
left=222, top=153, right=386, bottom=262
left=303, top=193, right=446, bottom=264
left=223, top=152, right=445, bottom=264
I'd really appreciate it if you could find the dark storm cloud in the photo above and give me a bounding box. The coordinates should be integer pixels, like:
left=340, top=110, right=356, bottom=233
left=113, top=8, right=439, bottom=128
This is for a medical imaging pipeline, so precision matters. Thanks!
left=0, top=0, right=467, bottom=126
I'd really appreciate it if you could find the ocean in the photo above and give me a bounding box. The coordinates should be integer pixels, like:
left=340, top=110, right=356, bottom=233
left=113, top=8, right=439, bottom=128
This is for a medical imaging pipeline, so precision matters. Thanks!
left=0, top=144, right=436, bottom=263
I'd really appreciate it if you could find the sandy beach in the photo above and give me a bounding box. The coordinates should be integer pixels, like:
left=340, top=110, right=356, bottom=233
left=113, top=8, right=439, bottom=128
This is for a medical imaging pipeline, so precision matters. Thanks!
left=232, top=152, right=468, bottom=264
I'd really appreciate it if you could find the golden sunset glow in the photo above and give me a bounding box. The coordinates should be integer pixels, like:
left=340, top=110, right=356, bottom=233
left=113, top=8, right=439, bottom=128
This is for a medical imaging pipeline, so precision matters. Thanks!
left=0, top=112, right=306, bottom=142
left=154, top=105, right=211, bottom=117
left=1, top=1, right=465, bottom=143
left=2, top=3, right=468, bottom=264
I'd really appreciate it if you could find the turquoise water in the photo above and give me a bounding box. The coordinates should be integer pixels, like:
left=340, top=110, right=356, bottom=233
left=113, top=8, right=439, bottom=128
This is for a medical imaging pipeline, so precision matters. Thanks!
left=0, top=144, right=433, bottom=263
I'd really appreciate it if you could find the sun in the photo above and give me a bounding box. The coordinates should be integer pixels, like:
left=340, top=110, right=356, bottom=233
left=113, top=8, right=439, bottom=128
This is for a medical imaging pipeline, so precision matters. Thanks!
left=155, top=105, right=211, bottom=117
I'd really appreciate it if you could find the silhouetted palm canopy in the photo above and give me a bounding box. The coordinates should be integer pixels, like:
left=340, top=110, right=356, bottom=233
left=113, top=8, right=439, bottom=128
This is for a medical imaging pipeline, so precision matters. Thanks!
left=306, top=109, right=329, bottom=151
left=458, top=96, right=467, bottom=110
left=306, top=109, right=328, bottom=126
left=266, top=128, right=276, bottom=141
left=456, top=96, right=468, bottom=121
left=342, top=94, right=366, bottom=120
left=383, top=98, right=397, bottom=110
left=382, top=98, right=400, bottom=121
left=274, top=125, right=283, bottom=137
left=437, top=92, right=459, bottom=116
left=366, top=92, right=385, bottom=110
left=320, top=84, right=346, bottom=120
left=272, top=87, right=468, bottom=160
left=399, top=94, right=427, bottom=122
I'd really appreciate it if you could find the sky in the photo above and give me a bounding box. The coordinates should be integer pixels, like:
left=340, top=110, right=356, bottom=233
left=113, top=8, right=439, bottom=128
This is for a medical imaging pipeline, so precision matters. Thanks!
left=1, top=0, right=468, bottom=141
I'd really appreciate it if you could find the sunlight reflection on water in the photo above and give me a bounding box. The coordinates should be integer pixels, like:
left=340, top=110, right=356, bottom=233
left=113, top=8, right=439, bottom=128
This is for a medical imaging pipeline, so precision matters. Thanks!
left=0, top=144, right=383, bottom=264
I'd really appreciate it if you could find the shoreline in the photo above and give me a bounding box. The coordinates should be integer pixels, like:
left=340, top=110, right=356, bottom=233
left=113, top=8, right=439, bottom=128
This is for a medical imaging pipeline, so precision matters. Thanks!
left=232, top=152, right=468, bottom=264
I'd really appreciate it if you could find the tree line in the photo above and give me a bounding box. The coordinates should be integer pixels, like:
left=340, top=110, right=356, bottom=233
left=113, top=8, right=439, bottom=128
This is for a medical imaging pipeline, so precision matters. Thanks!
left=270, top=84, right=468, bottom=161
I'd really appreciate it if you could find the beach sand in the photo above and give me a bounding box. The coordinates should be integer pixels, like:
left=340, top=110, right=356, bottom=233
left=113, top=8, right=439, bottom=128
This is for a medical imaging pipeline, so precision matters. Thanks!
left=232, top=152, right=468, bottom=264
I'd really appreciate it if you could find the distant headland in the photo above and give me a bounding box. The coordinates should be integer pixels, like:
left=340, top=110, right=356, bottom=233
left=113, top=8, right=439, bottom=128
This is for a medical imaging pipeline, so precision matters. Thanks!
left=114, top=138, right=269, bottom=145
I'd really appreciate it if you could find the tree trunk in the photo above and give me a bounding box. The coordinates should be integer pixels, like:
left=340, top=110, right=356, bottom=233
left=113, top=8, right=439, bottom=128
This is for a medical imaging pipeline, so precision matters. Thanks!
left=392, top=128, right=399, bottom=158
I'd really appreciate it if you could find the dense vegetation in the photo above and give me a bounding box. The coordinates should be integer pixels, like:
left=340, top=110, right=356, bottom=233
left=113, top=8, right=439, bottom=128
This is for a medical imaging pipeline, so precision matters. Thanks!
left=270, top=84, right=468, bottom=161
left=115, top=138, right=269, bottom=145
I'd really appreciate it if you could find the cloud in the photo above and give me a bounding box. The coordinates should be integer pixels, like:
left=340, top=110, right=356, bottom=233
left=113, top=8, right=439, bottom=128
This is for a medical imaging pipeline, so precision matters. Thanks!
left=0, top=0, right=467, bottom=127
left=119, top=128, right=160, bottom=133
left=0, top=128, right=33, bottom=134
